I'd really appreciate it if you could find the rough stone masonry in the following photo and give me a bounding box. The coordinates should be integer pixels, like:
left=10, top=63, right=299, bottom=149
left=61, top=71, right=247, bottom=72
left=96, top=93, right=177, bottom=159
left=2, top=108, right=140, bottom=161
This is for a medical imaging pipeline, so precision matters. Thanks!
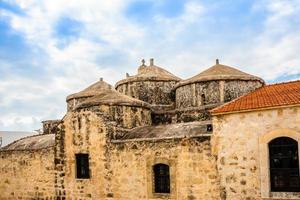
left=1, top=58, right=280, bottom=200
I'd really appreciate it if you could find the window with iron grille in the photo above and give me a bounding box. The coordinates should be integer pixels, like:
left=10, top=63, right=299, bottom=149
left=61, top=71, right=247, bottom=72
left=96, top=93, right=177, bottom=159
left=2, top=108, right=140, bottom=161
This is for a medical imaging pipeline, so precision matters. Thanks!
left=153, top=164, right=170, bottom=193
left=76, top=153, right=90, bottom=179
left=269, top=137, right=300, bottom=192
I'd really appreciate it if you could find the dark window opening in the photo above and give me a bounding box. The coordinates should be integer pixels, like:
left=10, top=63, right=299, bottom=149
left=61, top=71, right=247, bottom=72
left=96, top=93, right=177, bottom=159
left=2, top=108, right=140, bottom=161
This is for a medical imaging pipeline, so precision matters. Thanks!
left=76, top=154, right=90, bottom=179
left=207, top=124, right=213, bottom=132
left=269, top=137, right=300, bottom=192
left=153, top=164, right=170, bottom=193
left=201, top=94, right=206, bottom=105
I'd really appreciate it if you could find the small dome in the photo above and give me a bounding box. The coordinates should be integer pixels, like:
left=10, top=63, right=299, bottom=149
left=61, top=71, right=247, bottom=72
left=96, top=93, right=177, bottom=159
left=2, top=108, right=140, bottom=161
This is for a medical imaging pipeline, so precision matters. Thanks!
left=1, top=134, right=55, bottom=151
left=115, top=59, right=181, bottom=87
left=66, top=78, right=112, bottom=101
left=75, top=88, right=150, bottom=109
left=176, top=60, right=264, bottom=88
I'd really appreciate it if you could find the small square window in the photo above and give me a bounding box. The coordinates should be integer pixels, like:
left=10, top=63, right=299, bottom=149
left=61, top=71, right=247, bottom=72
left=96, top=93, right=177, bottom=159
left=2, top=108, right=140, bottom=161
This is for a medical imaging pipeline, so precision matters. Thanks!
left=76, top=154, right=90, bottom=179
left=207, top=124, right=213, bottom=132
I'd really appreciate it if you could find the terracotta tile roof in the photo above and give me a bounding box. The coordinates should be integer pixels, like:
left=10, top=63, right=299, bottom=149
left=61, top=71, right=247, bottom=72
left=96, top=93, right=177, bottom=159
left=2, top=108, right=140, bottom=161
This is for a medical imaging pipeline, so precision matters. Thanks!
left=211, top=80, right=300, bottom=115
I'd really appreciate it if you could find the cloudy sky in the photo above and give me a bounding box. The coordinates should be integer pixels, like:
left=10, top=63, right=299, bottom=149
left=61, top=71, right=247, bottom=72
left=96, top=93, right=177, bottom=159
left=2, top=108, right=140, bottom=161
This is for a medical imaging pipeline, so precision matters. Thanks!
left=0, top=0, right=300, bottom=133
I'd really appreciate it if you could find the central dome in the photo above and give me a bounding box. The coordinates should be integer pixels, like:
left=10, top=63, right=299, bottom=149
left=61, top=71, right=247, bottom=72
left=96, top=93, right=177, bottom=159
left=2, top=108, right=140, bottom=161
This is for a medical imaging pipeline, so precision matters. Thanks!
left=115, top=59, right=181, bottom=106
left=116, top=59, right=180, bottom=87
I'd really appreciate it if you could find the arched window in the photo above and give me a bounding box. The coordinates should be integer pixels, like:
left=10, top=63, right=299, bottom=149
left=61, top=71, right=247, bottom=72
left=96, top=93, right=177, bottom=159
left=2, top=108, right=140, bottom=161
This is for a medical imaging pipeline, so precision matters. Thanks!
left=153, top=164, right=170, bottom=193
left=269, top=137, right=300, bottom=192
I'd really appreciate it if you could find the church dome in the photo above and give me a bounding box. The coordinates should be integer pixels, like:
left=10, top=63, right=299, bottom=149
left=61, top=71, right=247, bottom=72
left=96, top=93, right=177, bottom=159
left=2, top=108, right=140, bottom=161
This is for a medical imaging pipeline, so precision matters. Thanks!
left=176, top=59, right=264, bottom=88
left=115, top=58, right=180, bottom=87
left=66, top=78, right=112, bottom=101
left=75, top=89, right=150, bottom=109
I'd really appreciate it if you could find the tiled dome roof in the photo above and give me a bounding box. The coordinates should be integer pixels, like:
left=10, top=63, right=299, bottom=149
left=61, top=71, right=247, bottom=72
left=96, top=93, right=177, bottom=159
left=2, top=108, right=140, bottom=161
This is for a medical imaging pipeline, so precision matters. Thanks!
left=176, top=60, right=264, bottom=88
left=66, top=78, right=112, bottom=101
left=115, top=59, right=181, bottom=87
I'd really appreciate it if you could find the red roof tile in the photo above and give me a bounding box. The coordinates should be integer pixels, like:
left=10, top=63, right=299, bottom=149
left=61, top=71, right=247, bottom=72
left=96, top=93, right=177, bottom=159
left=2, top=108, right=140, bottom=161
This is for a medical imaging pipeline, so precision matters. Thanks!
left=211, top=80, right=300, bottom=115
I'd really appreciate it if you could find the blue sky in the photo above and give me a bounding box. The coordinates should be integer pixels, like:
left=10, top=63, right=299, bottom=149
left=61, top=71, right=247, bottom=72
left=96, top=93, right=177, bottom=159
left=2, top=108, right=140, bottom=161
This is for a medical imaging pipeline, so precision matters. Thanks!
left=0, top=0, right=300, bottom=134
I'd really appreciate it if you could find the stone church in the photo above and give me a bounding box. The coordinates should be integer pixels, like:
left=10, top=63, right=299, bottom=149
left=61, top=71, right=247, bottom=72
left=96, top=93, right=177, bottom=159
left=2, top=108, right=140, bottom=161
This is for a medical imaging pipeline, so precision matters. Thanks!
left=1, top=59, right=300, bottom=200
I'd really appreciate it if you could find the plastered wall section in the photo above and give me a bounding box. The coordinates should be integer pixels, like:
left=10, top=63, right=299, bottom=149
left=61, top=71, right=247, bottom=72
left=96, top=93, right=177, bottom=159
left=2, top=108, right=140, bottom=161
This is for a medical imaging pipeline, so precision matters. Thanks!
left=212, top=106, right=300, bottom=200
left=0, top=148, right=56, bottom=199
left=109, top=137, right=220, bottom=200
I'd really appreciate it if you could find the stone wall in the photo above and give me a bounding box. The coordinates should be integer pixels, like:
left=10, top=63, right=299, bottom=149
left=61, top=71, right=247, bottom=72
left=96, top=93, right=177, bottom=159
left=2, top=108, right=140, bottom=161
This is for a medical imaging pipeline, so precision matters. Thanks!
left=176, top=80, right=263, bottom=109
left=78, top=104, right=152, bottom=138
left=62, top=110, right=108, bottom=199
left=42, top=119, right=61, bottom=134
left=0, top=148, right=56, bottom=199
left=176, top=81, right=220, bottom=109
left=108, top=137, right=220, bottom=200
left=116, top=81, right=177, bottom=106
left=67, top=96, right=90, bottom=111
left=61, top=109, right=220, bottom=200
left=212, top=106, right=300, bottom=200
left=152, top=106, right=215, bottom=125
left=223, top=81, right=263, bottom=102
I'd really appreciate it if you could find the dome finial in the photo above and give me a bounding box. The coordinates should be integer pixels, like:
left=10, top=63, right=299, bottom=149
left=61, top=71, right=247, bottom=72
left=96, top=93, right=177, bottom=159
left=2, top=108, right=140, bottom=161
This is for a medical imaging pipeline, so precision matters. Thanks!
left=141, top=59, right=145, bottom=66
left=216, top=59, right=219, bottom=65
left=100, top=77, right=103, bottom=81
left=150, top=58, right=154, bottom=66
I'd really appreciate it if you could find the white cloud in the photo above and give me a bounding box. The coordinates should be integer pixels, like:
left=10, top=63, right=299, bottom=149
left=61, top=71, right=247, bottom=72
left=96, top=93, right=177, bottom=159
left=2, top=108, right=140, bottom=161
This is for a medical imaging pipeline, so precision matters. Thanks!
left=0, top=0, right=300, bottom=132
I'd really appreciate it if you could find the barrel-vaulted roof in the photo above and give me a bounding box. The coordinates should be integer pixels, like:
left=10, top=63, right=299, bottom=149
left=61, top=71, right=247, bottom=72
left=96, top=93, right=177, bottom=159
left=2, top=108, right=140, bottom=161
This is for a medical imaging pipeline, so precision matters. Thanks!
left=176, top=59, right=264, bottom=88
left=211, top=80, right=300, bottom=115
left=1, top=134, right=55, bottom=151
left=75, top=88, right=150, bottom=109
left=114, top=121, right=211, bottom=141
left=66, top=78, right=112, bottom=101
left=115, top=59, right=181, bottom=87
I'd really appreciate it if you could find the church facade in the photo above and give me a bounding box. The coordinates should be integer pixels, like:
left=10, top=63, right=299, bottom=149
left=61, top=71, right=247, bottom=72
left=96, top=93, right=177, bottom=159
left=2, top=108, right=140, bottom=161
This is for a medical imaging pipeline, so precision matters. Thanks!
left=1, top=59, right=300, bottom=200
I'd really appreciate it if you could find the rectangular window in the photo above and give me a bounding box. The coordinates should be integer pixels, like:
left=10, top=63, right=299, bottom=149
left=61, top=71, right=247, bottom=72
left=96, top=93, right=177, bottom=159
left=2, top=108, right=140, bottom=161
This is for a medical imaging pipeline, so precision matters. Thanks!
left=76, top=153, right=90, bottom=179
left=153, top=164, right=170, bottom=193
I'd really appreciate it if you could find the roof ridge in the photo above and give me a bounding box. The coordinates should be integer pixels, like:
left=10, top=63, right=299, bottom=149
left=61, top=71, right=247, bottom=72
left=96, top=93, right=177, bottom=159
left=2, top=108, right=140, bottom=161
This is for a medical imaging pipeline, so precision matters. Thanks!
left=265, top=79, right=300, bottom=87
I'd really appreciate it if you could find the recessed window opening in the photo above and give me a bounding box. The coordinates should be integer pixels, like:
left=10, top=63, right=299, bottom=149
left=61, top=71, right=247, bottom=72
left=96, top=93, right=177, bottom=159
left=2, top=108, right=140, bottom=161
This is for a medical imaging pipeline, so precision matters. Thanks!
left=153, top=164, right=170, bottom=194
left=207, top=124, right=213, bottom=132
left=201, top=94, right=206, bottom=105
left=76, top=153, right=90, bottom=179
left=269, top=137, right=300, bottom=192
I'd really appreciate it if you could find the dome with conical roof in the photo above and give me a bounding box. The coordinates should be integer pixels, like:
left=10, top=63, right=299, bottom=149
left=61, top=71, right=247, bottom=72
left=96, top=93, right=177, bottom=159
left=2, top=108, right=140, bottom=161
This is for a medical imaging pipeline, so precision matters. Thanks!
left=115, top=59, right=180, bottom=87
left=66, top=78, right=112, bottom=101
left=115, top=59, right=181, bottom=106
left=175, top=60, right=265, bottom=109
left=176, top=59, right=264, bottom=88
left=74, top=83, right=152, bottom=130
